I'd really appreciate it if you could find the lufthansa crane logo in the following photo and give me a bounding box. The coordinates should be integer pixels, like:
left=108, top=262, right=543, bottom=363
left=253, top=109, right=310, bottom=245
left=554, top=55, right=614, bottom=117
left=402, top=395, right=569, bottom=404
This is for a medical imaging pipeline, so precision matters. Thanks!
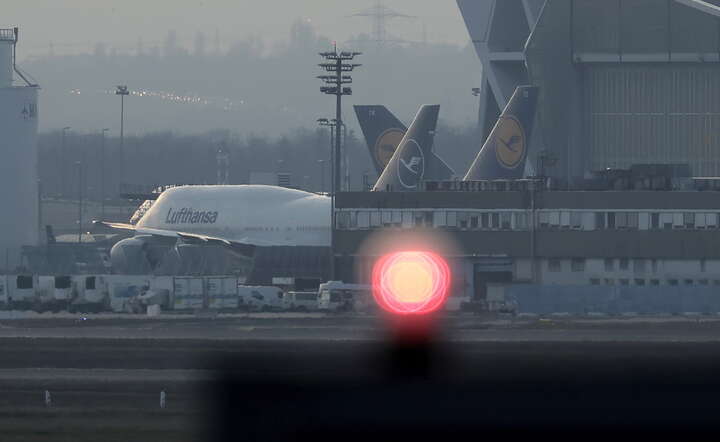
left=494, top=115, right=526, bottom=169
left=375, top=128, right=405, bottom=170
left=397, top=139, right=425, bottom=189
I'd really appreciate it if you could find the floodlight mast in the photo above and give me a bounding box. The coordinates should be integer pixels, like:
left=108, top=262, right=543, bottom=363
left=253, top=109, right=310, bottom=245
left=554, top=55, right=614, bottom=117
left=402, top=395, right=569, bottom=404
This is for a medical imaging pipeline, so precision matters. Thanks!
left=318, top=44, right=361, bottom=280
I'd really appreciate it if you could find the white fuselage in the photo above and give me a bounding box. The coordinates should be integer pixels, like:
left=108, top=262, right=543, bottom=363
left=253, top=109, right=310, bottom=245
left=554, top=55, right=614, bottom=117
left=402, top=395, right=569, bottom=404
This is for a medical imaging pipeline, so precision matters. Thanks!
left=137, top=185, right=331, bottom=247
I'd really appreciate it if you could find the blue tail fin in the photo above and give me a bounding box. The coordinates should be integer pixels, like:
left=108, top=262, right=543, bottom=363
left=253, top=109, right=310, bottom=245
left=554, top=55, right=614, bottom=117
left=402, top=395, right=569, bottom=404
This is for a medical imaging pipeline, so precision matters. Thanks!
left=464, top=86, right=539, bottom=180
left=354, top=105, right=408, bottom=176
left=373, top=105, right=455, bottom=191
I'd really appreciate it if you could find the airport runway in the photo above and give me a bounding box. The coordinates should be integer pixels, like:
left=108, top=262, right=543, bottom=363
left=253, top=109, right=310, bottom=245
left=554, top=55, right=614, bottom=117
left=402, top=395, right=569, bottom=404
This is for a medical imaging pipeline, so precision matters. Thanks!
left=3, top=314, right=720, bottom=441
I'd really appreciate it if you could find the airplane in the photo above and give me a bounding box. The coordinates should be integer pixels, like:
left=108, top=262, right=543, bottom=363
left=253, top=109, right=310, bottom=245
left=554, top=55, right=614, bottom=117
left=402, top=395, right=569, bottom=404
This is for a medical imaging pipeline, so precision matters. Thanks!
left=100, top=185, right=331, bottom=276
left=464, top=86, right=539, bottom=180
left=373, top=105, right=455, bottom=191
left=354, top=104, right=456, bottom=183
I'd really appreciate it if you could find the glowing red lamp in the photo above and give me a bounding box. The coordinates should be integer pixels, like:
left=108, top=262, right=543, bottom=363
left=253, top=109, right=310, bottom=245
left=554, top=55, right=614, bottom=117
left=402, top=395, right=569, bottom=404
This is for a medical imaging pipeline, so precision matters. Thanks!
left=372, top=251, right=451, bottom=315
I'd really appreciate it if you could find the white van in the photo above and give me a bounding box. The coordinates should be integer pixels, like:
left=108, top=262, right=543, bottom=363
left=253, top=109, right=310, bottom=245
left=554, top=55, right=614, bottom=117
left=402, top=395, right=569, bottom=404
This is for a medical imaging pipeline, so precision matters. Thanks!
left=238, top=286, right=284, bottom=311
left=283, top=291, right=319, bottom=312
left=318, top=282, right=373, bottom=313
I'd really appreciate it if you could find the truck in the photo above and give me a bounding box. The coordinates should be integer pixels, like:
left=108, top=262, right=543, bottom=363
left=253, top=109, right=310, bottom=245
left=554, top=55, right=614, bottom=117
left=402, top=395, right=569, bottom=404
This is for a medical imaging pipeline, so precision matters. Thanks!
left=317, top=282, right=373, bottom=313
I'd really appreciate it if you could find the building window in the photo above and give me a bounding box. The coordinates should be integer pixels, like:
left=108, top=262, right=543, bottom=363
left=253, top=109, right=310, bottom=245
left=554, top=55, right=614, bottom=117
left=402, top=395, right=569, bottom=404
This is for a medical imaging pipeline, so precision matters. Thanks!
left=616, top=212, right=628, bottom=229
left=424, top=212, right=434, bottom=227
left=699, top=279, right=709, bottom=286
left=446, top=212, right=457, bottom=228
left=619, top=258, right=630, bottom=271
left=491, top=213, right=500, bottom=230
left=619, top=279, right=630, bottom=286
left=571, top=258, right=586, bottom=272
left=650, top=279, right=661, bottom=286
left=481, top=213, right=490, bottom=229
left=667, top=279, right=679, bottom=286
left=651, top=259, right=659, bottom=274
left=560, top=211, right=571, bottom=229
left=684, top=213, right=695, bottom=229
left=401, top=211, right=413, bottom=229
left=570, top=212, right=582, bottom=230
left=634, top=259, right=646, bottom=274
left=627, top=212, right=639, bottom=230
left=370, top=211, right=382, bottom=227
left=549, top=211, right=561, bottom=229
left=501, top=213, right=512, bottom=230
left=358, top=211, right=370, bottom=229
left=458, top=212, right=469, bottom=230
left=433, top=211, right=446, bottom=228
left=707, top=213, right=718, bottom=229
left=336, top=211, right=350, bottom=229
left=539, top=212, right=550, bottom=229
left=634, top=279, right=646, bottom=286
left=604, top=279, right=615, bottom=286
left=548, top=259, right=562, bottom=272
left=684, top=279, right=694, bottom=286
left=651, top=213, right=660, bottom=230
left=607, top=212, right=616, bottom=229
left=696, top=213, right=707, bottom=229
left=595, top=212, right=606, bottom=230
left=604, top=258, right=615, bottom=272
left=661, top=213, right=673, bottom=230
left=392, top=211, right=402, bottom=227
left=382, top=211, right=393, bottom=227
left=515, top=213, right=529, bottom=230
left=349, top=211, right=358, bottom=229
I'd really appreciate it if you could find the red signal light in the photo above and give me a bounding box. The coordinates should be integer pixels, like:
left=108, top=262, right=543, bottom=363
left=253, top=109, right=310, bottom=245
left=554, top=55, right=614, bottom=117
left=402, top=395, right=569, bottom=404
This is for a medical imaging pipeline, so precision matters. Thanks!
left=372, top=251, right=451, bottom=315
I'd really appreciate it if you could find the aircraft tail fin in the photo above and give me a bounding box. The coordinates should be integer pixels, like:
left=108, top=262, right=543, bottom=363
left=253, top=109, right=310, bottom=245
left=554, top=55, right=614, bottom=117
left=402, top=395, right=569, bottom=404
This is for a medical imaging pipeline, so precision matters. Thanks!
left=464, top=86, right=539, bottom=181
left=354, top=105, right=408, bottom=175
left=373, top=105, right=453, bottom=191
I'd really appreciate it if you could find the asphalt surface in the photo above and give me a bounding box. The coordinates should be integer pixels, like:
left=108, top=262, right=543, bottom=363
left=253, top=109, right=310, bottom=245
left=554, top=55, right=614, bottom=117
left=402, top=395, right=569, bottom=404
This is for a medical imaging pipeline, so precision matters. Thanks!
left=3, top=314, right=720, bottom=441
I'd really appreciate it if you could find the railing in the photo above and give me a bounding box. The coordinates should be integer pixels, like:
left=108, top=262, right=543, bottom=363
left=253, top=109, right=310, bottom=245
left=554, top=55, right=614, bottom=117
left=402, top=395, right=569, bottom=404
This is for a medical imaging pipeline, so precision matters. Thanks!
left=0, top=29, right=16, bottom=42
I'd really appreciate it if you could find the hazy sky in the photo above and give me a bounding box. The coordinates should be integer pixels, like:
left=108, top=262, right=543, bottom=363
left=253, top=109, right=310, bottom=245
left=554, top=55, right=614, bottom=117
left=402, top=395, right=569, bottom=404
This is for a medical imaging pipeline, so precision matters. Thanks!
left=7, top=0, right=470, bottom=58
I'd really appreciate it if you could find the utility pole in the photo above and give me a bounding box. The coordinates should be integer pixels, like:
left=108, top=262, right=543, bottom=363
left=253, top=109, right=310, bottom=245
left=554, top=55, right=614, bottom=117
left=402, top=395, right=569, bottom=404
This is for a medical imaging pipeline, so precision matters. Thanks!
left=100, top=128, right=109, bottom=220
left=61, top=127, right=71, bottom=197
left=317, top=118, right=335, bottom=194
left=318, top=46, right=361, bottom=280
left=116, top=85, right=129, bottom=193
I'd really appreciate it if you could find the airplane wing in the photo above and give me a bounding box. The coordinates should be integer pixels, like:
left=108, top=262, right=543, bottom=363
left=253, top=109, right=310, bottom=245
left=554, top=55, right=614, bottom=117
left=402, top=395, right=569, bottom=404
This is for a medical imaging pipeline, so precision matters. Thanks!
left=95, top=221, right=257, bottom=257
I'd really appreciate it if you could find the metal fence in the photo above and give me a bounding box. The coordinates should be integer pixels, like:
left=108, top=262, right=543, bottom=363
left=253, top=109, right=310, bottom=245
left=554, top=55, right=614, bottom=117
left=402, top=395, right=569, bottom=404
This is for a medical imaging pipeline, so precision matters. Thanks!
left=507, top=285, right=720, bottom=315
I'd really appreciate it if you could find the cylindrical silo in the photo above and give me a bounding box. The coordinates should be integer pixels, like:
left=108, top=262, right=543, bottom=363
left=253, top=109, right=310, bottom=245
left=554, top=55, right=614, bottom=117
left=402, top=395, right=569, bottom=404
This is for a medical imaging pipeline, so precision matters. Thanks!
left=0, top=28, right=40, bottom=270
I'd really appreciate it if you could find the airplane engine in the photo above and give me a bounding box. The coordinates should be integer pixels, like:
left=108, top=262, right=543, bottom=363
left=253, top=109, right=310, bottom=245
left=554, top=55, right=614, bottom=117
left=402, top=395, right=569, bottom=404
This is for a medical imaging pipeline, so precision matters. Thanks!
left=109, top=236, right=155, bottom=274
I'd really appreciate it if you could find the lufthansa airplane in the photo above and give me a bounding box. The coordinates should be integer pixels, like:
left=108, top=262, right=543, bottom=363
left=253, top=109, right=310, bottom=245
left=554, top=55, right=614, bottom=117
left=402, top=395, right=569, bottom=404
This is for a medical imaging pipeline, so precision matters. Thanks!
left=101, top=185, right=331, bottom=272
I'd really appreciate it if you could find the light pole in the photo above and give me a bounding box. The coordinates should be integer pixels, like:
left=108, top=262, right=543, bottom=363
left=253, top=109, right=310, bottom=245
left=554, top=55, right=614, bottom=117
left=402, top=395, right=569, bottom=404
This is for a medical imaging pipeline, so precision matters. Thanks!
left=116, top=85, right=129, bottom=192
left=100, top=128, right=109, bottom=220
left=61, top=127, right=71, bottom=197
left=317, top=118, right=335, bottom=194
left=318, top=46, right=362, bottom=281
left=75, top=161, right=83, bottom=244
left=317, top=160, right=326, bottom=193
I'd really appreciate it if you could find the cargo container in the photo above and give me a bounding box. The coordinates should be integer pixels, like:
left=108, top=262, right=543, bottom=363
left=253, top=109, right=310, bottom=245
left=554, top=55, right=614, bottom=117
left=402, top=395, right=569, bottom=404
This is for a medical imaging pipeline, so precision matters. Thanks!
left=207, top=277, right=240, bottom=310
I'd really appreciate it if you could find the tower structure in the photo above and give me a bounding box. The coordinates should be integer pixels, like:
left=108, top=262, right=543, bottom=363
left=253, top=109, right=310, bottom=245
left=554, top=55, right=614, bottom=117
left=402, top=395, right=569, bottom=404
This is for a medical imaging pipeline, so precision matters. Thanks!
left=351, top=1, right=415, bottom=48
left=0, top=27, right=40, bottom=269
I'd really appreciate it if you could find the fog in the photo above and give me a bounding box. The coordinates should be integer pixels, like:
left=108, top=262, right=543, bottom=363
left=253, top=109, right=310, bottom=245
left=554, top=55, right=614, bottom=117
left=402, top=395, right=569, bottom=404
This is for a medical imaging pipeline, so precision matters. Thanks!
left=7, top=1, right=481, bottom=137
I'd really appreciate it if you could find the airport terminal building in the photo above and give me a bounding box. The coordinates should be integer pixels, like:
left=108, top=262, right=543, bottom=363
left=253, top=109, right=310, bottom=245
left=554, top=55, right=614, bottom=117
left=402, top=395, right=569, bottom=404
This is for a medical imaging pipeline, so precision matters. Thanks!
left=331, top=1, right=720, bottom=310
